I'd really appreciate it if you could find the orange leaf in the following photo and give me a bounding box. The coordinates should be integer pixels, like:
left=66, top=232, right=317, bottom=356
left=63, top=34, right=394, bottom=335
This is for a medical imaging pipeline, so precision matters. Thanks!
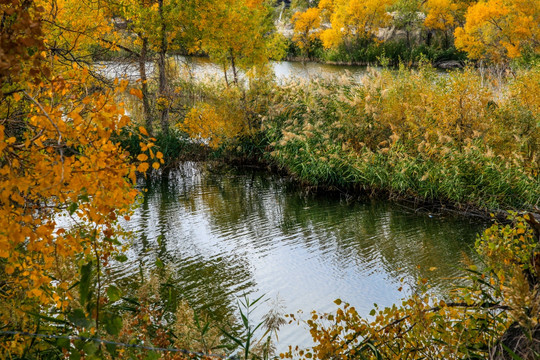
left=139, top=126, right=149, bottom=136
left=138, top=162, right=149, bottom=172
left=130, top=88, right=143, bottom=99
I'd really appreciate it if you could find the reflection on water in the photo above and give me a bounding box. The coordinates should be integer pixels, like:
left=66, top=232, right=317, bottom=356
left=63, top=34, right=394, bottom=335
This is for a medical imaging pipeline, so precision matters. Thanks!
left=113, top=163, right=488, bottom=350
left=98, top=56, right=370, bottom=82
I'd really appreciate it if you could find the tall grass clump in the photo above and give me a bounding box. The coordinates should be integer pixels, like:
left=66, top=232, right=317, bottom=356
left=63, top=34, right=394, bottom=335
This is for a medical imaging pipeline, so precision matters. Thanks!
left=263, top=65, right=540, bottom=211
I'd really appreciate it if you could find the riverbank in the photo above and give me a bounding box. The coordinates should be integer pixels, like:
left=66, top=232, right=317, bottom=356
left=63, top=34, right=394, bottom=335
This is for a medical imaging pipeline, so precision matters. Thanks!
left=120, top=63, right=540, bottom=356
left=134, top=65, right=539, bottom=217
left=94, top=46, right=465, bottom=71
left=282, top=54, right=464, bottom=70
left=284, top=38, right=468, bottom=68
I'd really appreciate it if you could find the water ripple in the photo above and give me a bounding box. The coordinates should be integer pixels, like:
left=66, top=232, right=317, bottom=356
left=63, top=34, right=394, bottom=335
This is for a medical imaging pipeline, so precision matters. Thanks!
left=114, top=164, right=487, bottom=352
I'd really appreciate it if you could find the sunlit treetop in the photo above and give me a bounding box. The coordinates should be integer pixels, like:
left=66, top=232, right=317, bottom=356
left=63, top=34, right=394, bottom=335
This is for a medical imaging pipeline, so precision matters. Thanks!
left=319, top=0, right=396, bottom=49
left=454, top=0, right=540, bottom=62
left=292, top=7, right=322, bottom=51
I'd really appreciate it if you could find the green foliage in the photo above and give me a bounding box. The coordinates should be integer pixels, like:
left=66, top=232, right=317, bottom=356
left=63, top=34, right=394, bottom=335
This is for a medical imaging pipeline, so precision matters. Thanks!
left=320, top=39, right=466, bottom=65
left=115, top=126, right=206, bottom=169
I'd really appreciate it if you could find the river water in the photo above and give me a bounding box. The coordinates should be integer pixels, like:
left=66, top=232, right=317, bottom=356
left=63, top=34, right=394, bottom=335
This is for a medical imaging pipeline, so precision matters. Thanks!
left=98, top=55, right=371, bottom=82
left=113, top=162, right=488, bottom=352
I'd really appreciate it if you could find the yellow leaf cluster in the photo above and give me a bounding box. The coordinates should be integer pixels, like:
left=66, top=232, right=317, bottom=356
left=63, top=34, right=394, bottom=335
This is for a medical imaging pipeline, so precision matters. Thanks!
left=423, top=0, right=459, bottom=31
left=179, top=102, right=246, bottom=149
left=0, top=1, right=142, bottom=354
left=318, top=0, right=395, bottom=49
left=198, top=0, right=283, bottom=76
left=292, top=8, right=322, bottom=51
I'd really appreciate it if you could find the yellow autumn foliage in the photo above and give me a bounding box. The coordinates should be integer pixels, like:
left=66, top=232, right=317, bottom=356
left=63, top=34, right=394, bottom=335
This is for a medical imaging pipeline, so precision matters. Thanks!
left=180, top=102, right=246, bottom=149
left=283, top=214, right=539, bottom=359
left=319, top=0, right=395, bottom=49
left=292, top=8, right=322, bottom=52
left=289, top=0, right=538, bottom=63
left=423, top=0, right=459, bottom=31
left=0, top=0, right=156, bottom=356
left=454, top=0, right=540, bottom=62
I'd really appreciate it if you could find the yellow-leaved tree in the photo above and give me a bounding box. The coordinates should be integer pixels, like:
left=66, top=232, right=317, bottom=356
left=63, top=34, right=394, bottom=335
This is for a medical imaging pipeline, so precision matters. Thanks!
left=291, top=7, right=322, bottom=57
left=454, top=0, right=540, bottom=62
left=423, top=0, right=461, bottom=47
left=199, top=0, right=285, bottom=85
left=0, top=0, right=158, bottom=357
left=318, top=0, right=396, bottom=51
left=178, top=0, right=286, bottom=148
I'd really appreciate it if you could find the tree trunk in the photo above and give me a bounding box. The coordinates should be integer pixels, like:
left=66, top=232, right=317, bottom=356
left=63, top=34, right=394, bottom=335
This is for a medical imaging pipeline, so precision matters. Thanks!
left=138, top=36, right=153, bottom=135
left=426, top=31, right=432, bottom=47
left=158, top=0, right=169, bottom=134
left=230, top=49, right=238, bottom=85
left=223, top=64, right=229, bottom=87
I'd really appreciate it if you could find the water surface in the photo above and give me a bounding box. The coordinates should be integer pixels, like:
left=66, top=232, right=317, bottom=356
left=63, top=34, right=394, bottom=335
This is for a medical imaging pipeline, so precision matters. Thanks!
left=99, top=56, right=370, bottom=82
left=114, top=163, right=488, bottom=351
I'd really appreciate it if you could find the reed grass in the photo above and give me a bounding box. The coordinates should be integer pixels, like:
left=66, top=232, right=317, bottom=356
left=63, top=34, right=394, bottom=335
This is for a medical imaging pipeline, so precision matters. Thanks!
left=261, top=65, right=540, bottom=211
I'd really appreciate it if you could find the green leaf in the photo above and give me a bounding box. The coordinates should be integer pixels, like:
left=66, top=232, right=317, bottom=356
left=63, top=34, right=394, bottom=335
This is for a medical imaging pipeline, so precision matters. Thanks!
left=361, top=342, right=382, bottom=360
left=201, top=321, right=210, bottom=336
left=121, top=296, right=140, bottom=306
left=240, top=311, right=249, bottom=329
left=68, top=202, right=79, bottom=215
left=502, top=344, right=525, bottom=360
left=220, top=328, right=244, bottom=348
left=69, top=350, right=81, bottom=360
left=68, top=308, right=91, bottom=329
left=106, top=285, right=122, bottom=303
left=104, top=315, right=123, bottom=336
left=79, top=262, right=93, bottom=305
left=115, top=254, right=128, bottom=263
left=105, top=343, right=118, bottom=357
left=156, top=235, right=164, bottom=246
left=56, top=337, right=70, bottom=349
left=83, top=341, right=98, bottom=356
left=68, top=281, right=80, bottom=291
left=155, top=258, right=164, bottom=268
left=25, top=311, right=69, bottom=325
left=249, top=294, right=265, bottom=307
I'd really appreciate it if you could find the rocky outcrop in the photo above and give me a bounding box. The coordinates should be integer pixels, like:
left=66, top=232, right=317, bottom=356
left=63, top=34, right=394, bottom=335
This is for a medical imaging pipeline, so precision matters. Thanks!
left=435, top=60, right=464, bottom=69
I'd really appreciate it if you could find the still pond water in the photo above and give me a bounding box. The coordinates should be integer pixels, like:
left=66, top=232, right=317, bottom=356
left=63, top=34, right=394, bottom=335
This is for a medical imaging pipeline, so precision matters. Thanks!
left=113, top=162, right=487, bottom=351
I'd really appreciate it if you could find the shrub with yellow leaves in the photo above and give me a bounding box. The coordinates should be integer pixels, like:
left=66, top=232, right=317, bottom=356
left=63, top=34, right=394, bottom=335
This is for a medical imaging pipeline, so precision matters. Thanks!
left=178, top=83, right=254, bottom=149
left=282, top=213, right=539, bottom=359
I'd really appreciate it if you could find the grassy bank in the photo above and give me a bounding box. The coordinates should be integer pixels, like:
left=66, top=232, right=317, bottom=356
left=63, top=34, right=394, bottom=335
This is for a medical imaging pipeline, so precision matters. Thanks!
left=144, top=65, right=540, bottom=213
left=259, top=66, right=540, bottom=212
